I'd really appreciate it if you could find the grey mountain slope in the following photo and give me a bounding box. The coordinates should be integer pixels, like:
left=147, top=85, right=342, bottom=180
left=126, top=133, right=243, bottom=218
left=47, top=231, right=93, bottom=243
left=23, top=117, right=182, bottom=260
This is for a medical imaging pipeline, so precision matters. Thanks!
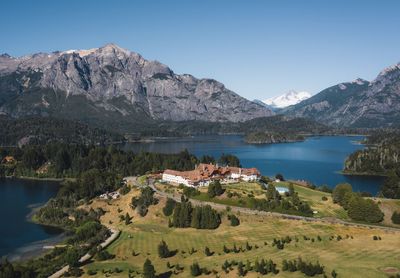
left=283, top=64, right=400, bottom=127
left=0, top=44, right=273, bottom=127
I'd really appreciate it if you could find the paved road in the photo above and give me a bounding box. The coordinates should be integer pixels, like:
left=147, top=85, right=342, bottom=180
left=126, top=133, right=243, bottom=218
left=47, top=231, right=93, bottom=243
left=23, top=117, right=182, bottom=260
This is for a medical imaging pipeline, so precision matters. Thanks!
left=147, top=180, right=400, bottom=233
left=48, top=229, right=120, bottom=278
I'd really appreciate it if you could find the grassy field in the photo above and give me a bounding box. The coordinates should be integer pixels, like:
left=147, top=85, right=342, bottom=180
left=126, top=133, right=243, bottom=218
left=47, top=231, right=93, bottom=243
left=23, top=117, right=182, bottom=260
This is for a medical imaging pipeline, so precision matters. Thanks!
left=80, top=187, right=400, bottom=278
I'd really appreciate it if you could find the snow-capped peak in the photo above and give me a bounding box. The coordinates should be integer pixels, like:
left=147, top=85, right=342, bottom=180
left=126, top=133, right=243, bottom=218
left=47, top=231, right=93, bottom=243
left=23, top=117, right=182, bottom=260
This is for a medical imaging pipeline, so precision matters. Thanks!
left=61, top=48, right=98, bottom=57
left=263, top=90, right=311, bottom=108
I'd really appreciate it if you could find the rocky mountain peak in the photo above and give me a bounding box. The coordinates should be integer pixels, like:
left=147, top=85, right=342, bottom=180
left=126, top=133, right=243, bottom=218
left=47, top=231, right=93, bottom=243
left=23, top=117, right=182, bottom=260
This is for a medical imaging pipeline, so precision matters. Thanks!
left=0, top=44, right=273, bottom=125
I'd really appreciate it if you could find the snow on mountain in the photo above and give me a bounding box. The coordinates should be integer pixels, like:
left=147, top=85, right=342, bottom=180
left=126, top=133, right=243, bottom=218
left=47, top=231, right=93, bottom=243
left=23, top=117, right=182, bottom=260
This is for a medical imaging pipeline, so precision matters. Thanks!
left=263, top=90, right=311, bottom=108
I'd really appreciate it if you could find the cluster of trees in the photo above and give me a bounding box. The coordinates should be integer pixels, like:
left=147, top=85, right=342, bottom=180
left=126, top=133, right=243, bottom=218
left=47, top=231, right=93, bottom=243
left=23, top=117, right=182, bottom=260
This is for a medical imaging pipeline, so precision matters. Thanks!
left=249, top=184, right=313, bottom=216
left=190, top=262, right=210, bottom=276
left=223, top=242, right=258, bottom=254
left=170, top=201, right=221, bottom=229
left=282, top=257, right=325, bottom=277
left=244, top=131, right=305, bottom=144
left=207, top=180, right=224, bottom=198
left=131, top=187, right=158, bottom=216
left=222, top=258, right=278, bottom=276
left=332, top=183, right=384, bottom=223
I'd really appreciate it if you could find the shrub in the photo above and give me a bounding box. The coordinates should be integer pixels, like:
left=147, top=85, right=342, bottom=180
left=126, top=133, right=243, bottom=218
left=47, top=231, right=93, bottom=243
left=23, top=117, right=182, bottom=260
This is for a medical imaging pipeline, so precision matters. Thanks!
left=321, top=196, right=328, bottom=201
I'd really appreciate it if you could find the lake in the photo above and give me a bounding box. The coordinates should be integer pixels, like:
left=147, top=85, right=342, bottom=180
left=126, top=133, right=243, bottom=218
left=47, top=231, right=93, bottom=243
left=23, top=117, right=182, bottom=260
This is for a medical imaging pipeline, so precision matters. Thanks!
left=0, top=178, right=63, bottom=260
left=120, top=135, right=384, bottom=194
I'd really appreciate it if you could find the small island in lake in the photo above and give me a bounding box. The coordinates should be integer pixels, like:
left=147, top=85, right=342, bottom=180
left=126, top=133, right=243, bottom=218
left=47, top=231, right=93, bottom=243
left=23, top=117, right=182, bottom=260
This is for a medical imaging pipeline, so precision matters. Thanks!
left=244, top=132, right=305, bottom=144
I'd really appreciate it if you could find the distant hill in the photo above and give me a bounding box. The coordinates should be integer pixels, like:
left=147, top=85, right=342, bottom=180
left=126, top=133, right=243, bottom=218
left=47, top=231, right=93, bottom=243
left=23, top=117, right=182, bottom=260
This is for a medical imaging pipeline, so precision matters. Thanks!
left=0, top=44, right=273, bottom=133
left=282, top=63, right=400, bottom=127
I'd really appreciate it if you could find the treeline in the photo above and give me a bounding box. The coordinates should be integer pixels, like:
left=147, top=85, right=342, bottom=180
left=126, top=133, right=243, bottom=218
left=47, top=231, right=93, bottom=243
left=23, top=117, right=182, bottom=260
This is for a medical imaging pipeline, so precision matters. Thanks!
left=333, top=183, right=384, bottom=223
left=135, top=115, right=331, bottom=137
left=0, top=115, right=124, bottom=146
left=343, top=132, right=400, bottom=199
left=0, top=144, right=198, bottom=179
left=244, top=132, right=305, bottom=144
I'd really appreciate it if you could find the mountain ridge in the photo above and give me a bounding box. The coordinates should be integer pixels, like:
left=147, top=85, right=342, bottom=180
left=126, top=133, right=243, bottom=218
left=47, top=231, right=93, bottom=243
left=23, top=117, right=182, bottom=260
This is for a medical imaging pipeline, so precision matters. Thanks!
left=0, top=44, right=273, bottom=129
left=282, top=64, right=400, bottom=127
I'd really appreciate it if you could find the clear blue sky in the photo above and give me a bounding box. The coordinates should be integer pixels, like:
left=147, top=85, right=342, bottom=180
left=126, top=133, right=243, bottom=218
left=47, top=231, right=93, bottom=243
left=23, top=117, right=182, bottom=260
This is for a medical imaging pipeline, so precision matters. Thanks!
left=1, top=0, right=400, bottom=100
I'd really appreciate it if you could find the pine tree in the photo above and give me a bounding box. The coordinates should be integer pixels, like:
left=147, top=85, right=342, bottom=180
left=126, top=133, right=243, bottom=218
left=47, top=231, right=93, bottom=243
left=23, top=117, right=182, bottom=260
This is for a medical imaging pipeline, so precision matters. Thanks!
left=238, top=261, right=246, bottom=276
left=190, top=262, right=202, bottom=276
left=143, top=259, right=156, bottom=278
left=158, top=240, right=171, bottom=258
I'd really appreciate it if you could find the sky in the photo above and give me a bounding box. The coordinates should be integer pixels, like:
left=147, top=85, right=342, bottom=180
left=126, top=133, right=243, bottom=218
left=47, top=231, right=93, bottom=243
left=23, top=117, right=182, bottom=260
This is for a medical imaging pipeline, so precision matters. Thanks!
left=1, top=0, right=400, bottom=100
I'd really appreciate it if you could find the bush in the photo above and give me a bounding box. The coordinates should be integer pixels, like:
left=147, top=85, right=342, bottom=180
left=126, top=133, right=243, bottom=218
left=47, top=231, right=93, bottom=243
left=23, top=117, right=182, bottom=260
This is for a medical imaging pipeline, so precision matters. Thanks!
left=321, top=196, right=328, bottom=201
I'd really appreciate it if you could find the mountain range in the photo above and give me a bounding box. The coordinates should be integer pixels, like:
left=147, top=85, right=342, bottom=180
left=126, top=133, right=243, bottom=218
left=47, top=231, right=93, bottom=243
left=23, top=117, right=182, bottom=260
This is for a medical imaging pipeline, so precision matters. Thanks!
left=283, top=63, right=400, bottom=127
left=0, top=44, right=272, bottom=132
left=1, top=44, right=400, bottom=131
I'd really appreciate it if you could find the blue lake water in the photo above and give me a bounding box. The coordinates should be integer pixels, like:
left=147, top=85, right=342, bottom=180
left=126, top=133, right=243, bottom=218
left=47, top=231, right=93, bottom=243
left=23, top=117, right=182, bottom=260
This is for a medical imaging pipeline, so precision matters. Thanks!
left=0, top=178, right=63, bottom=259
left=121, top=135, right=384, bottom=195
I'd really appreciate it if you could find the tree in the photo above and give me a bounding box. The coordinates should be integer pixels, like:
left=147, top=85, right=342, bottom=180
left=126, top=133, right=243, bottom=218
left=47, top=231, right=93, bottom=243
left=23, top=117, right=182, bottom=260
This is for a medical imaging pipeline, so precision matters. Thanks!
left=275, top=173, right=284, bottom=181
left=158, top=240, right=171, bottom=258
left=391, top=211, right=400, bottom=224
left=207, top=180, right=224, bottom=198
left=288, top=183, right=295, bottom=196
left=238, top=261, right=246, bottom=276
left=190, top=262, right=202, bottom=276
left=125, top=212, right=132, bottom=225
left=266, top=184, right=278, bottom=201
left=204, top=246, right=213, bottom=256
left=218, top=154, right=241, bottom=167
left=65, top=248, right=80, bottom=267
left=163, top=198, right=176, bottom=216
left=228, top=214, right=240, bottom=226
left=143, top=259, right=156, bottom=278
left=332, top=183, right=353, bottom=205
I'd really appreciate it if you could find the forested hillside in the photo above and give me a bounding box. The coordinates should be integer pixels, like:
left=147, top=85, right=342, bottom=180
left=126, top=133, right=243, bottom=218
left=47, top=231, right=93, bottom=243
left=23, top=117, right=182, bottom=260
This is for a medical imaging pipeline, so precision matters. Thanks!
left=344, top=132, right=400, bottom=198
left=0, top=116, right=124, bottom=146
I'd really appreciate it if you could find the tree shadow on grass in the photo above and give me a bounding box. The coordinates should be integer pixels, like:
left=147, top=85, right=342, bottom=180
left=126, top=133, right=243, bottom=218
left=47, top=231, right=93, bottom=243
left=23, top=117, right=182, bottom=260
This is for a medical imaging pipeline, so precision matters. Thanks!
left=157, top=270, right=172, bottom=278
